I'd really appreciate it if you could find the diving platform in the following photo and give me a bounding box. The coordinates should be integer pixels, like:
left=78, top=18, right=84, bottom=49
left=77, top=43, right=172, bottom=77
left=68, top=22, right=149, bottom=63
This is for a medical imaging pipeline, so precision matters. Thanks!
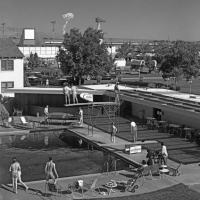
left=64, top=102, right=118, bottom=107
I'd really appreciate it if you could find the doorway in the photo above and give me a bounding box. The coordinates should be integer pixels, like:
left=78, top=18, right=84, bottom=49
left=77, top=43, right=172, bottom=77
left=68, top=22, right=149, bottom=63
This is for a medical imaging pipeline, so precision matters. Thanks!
left=153, top=108, right=162, bottom=121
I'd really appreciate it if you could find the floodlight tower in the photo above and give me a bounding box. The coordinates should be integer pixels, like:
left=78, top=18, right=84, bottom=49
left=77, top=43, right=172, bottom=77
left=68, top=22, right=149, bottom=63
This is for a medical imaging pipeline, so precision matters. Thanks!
left=51, top=21, right=56, bottom=42
left=1, top=23, right=5, bottom=37
left=95, top=17, right=105, bottom=30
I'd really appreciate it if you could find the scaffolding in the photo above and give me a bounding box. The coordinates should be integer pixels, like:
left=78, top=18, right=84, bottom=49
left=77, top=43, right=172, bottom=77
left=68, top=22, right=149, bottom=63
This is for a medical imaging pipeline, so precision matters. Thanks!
left=87, top=101, right=123, bottom=136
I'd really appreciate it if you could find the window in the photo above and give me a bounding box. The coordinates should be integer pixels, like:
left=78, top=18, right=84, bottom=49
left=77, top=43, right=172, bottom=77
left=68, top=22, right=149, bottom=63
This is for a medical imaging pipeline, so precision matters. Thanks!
left=1, top=82, right=14, bottom=93
left=1, top=60, right=14, bottom=71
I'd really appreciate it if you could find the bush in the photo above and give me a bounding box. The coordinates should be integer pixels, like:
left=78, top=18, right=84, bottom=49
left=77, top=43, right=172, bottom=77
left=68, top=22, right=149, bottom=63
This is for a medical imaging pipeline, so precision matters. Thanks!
left=170, top=83, right=176, bottom=90
left=117, top=74, right=122, bottom=82
left=96, top=75, right=102, bottom=83
left=132, top=81, right=148, bottom=87
left=81, top=77, right=84, bottom=85
left=156, top=83, right=165, bottom=88
left=139, top=76, right=144, bottom=82
left=169, top=84, right=180, bottom=91
left=148, top=83, right=156, bottom=88
left=176, top=86, right=181, bottom=91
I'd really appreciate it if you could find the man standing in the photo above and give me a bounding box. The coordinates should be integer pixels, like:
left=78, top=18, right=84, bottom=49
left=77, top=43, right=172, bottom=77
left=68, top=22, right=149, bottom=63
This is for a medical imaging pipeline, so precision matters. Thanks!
left=111, top=122, right=117, bottom=143
left=114, top=82, right=120, bottom=104
left=131, top=120, right=137, bottom=143
left=9, top=157, right=28, bottom=194
left=161, top=142, right=168, bottom=165
left=71, top=83, right=78, bottom=104
left=45, top=157, right=59, bottom=190
left=78, top=107, right=83, bottom=126
left=63, top=83, right=71, bottom=105
left=44, top=105, right=49, bottom=124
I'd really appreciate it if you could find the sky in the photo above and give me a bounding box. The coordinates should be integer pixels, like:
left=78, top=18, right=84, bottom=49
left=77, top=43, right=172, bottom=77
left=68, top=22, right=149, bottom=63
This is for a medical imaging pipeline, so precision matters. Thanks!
left=0, top=0, right=200, bottom=41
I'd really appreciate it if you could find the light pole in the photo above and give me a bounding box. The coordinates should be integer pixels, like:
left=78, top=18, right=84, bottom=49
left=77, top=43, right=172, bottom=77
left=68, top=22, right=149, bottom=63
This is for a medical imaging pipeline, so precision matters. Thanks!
left=1, top=23, right=5, bottom=37
left=166, top=77, right=170, bottom=91
left=109, top=39, right=112, bottom=60
left=51, top=21, right=56, bottom=43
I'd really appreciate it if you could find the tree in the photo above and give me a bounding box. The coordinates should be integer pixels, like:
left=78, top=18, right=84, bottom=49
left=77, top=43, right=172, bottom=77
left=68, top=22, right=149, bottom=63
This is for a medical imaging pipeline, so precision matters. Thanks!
left=57, top=27, right=112, bottom=84
left=154, top=41, right=200, bottom=84
left=116, top=42, right=133, bottom=59
left=27, top=52, right=42, bottom=69
left=0, top=97, right=9, bottom=122
left=182, top=42, right=200, bottom=80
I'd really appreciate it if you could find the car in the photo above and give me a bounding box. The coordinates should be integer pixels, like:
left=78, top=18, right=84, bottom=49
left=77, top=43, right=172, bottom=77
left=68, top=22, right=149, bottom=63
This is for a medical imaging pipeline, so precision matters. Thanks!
left=91, top=72, right=116, bottom=80
left=27, top=71, right=43, bottom=78
left=84, top=72, right=116, bottom=81
left=27, top=76, right=42, bottom=86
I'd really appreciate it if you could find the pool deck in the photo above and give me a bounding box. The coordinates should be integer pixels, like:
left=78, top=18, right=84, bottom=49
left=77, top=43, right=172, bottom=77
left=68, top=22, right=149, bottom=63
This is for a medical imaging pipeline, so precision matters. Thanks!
left=1, top=122, right=200, bottom=199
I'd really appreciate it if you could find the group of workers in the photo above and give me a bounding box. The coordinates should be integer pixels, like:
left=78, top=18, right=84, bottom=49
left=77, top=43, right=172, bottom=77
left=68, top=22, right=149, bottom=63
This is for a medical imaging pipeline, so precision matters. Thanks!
left=146, top=142, right=168, bottom=166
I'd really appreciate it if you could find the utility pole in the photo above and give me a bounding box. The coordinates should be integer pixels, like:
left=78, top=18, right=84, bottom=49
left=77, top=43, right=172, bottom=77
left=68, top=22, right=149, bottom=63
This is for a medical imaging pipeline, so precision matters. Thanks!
left=1, top=23, right=5, bottom=37
left=51, top=21, right=56, bottom=43
left=110, top=39, right=113, bottom=60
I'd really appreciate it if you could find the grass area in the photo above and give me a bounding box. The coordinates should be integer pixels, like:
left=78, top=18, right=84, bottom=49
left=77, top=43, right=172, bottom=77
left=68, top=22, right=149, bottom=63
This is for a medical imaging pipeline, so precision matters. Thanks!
left=121, top=77, right=200, bottom=95
left=82, top=184, right=200, bottom=200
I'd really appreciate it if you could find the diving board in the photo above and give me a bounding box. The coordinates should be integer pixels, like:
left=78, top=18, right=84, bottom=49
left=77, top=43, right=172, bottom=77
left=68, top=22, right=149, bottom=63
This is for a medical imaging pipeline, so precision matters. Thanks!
left=64, top=102, right=118, bottom=107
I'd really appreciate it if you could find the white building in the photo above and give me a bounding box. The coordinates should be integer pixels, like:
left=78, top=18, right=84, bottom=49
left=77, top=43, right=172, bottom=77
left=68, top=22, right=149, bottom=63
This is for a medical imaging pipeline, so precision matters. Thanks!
left=18, top=28, right=59, bottom=64
left=0, top=38, right=24, bottom=96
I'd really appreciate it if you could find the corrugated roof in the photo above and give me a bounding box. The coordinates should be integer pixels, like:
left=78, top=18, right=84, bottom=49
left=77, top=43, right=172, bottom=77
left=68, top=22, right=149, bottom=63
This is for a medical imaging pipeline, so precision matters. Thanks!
left=0, top=38, right=24, bottom=58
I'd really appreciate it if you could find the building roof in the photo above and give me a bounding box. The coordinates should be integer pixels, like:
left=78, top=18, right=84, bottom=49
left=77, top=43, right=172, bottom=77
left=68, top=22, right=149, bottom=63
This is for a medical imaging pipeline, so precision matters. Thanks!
left=0, top=38, right=24, bottom=58
left=18, top=28, right=45, bottom=47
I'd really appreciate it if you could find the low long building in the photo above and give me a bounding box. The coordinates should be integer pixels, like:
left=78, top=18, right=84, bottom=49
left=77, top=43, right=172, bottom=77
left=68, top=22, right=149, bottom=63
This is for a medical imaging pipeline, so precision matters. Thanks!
left=5, top=85, right=200, bottom=129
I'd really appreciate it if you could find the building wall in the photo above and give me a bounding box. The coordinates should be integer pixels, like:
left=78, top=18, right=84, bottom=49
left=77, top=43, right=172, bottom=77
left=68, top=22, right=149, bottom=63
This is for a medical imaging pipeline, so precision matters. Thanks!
left=14, top=93, right=103, bottom=115
left=0, top=59, right=24, bottom=96
left=19, top=46, right=59, bottom=58
left=161, top=110, right=199, bottom=128
left=131, top=102, right=153, bottom=119
left=104, top=92, right=200, bottom=129
left=19, top=46, right=118, bottom=58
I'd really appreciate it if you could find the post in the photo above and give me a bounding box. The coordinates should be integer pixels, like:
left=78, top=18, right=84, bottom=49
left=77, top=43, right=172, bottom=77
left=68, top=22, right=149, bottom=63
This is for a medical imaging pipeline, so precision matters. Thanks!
left=51, top=21, right=56, bottom=43
left=189, top=80, right=192, bottom=94
left=166, top=77, right=169, bottom=91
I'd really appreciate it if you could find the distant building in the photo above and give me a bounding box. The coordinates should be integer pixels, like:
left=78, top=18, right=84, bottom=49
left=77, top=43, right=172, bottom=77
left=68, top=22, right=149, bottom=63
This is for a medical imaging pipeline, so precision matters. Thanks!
left=18, top=28, right=59, bottom=65
left=0, top=38, right=24, bottom=96
left=17, top=28, right=157, bottom=62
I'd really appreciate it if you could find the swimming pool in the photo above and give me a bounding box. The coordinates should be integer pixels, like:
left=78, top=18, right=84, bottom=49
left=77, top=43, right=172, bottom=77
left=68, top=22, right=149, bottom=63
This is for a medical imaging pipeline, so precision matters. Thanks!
left=0, top=130, right=127, bottom=185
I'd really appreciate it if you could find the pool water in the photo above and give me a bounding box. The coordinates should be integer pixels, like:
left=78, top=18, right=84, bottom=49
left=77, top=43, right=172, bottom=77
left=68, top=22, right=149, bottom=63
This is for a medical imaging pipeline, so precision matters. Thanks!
left=0, top=130, right=126, bottom=185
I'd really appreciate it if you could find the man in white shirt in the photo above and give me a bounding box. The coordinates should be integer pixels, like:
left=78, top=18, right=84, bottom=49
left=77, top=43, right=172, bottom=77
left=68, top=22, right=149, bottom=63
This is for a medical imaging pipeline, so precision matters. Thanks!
left=114, top=82, right=120, bottom=104
left=130, top=120, right=137, bottom=143
left=111, top=122, right=117, bottom=143
left=78, top=107, right=83, bottom=126
left=63, top=84, right=71, bottom=105
left=161, top=142, right=168, bottom=165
